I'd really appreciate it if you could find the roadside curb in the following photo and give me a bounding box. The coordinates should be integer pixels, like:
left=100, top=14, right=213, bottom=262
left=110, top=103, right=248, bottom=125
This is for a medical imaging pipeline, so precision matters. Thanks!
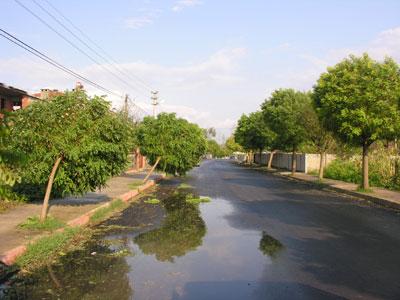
left=234, top=161, right=400, bottom=210
left=280, top=174, right=400, bottom=210
left=0, top=174, right=165, bottom=266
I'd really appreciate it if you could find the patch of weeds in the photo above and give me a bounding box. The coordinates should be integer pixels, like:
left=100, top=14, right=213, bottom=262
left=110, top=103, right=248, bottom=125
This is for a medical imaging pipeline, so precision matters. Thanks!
left=90, top=199, right=126, bottom=223
left=177, top=183, right=193, bottom=190
left=19, top=215, right=65, bottom=231
left=128, top=179, right=143, bottom=190
left=16, top=227, right=89, bottom=270
left=144, top=198, right=160, bottom=204
left=356, top=186, right=374, bottom=193
left=0, top=200, right=19, bottom=214
left=109, top=248, right=132, bottom=257
left=185, top=194, right=211, bottom=204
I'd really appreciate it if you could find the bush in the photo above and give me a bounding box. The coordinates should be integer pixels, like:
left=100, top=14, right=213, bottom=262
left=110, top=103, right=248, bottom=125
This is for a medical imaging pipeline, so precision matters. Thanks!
left=324, top=159, right=361, bottom=184
left=324, top=147, right=400, bottom=190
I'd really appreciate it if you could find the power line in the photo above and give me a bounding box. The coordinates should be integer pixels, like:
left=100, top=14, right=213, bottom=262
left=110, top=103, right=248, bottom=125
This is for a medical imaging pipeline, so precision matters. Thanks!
left=0, top=29, right=120, bottom=97
left=14, top=0, right=146, bottom=96
left=40, top=0, right=155, bottom=93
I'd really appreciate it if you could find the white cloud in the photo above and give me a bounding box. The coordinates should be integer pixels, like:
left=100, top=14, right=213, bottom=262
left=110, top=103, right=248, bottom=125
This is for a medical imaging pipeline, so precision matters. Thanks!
left=278, top=26, right=400, bottom=91
left=124, top=16, right=154, bottom=29
left=172, top=0, right=202, bottom=12
left=123, top=9, right=161, bottom=29
left=0, top=47, right=246, bottom=133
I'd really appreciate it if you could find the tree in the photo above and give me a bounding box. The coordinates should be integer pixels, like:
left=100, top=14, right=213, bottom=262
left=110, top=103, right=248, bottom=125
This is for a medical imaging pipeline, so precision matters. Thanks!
left=262, top=89, right=310, bottom=175
left=302, top=97, right=335, bottom=179
left=224, top=135, right=243, bottom=154
left=136, top=113, right=206, bottom=176
left=0, top=115, right=24, bottom=202
left=206, top=139, right=225, bottom=158
left=9, top=91, right=135, bottom=221
left=313, top=54, right=400, bottom=189
left=234, top=111, right=275, bottom=164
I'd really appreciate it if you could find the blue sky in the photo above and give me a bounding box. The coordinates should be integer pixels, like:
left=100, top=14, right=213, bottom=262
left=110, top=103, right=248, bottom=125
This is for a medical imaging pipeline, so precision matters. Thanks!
left=1, top=0, right=400, bottom=139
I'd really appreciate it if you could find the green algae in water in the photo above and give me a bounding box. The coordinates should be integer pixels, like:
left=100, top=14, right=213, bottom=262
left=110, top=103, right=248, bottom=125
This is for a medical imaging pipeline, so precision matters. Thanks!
left=144, top=198, right=160, bottom=204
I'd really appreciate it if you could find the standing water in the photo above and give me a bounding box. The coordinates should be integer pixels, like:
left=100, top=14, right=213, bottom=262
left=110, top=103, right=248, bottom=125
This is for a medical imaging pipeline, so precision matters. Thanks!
left=1, top=182, right=283, bottom=300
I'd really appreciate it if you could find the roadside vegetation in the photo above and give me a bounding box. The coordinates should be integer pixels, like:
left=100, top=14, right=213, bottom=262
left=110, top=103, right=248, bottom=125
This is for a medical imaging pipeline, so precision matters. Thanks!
left=19, top=216, right=65, bottom=231
left=234, top=53, right=400, bottom=191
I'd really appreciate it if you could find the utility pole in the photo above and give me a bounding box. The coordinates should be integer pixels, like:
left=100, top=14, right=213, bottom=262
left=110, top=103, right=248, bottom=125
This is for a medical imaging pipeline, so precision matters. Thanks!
left=124, top=94, right=129, bottom=118
left=151, top=91, right=159, bottom=118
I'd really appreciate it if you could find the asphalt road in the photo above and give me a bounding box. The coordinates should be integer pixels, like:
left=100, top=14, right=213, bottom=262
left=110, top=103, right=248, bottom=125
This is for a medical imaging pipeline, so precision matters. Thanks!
left=185, top=159, right=400, bottom=300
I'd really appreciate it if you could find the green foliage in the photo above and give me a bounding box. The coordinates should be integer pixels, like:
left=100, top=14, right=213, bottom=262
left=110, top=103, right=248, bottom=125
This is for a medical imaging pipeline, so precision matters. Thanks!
left=313, top=54, right=400, bottom=147
left=324, top=159, right=361, bottom=184
left=224, top=135, right=243, bottom=153
left=206, top=139, right=227, bottom=158
left=261, top=89, right=310, bottom=152
left=136, top=113, right=206, bottom=175
left=16, top=227, right=82, bottom=269
left=234, top=111, right=276, bottom=152
left=0, top=115, right=25, bottom=202
left=90, top=199, right=126, bottom=223
left=19, top=215, right=65, bottom=231
left=9, top=91, right=135, bottom=200
left=144, top=198, right=160, bottom=204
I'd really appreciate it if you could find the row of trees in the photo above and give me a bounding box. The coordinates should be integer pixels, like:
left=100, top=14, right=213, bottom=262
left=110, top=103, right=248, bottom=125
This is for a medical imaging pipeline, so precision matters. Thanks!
left=234, top=54, right=400, bottom=189
left=1, top=91, right=207, bottom=221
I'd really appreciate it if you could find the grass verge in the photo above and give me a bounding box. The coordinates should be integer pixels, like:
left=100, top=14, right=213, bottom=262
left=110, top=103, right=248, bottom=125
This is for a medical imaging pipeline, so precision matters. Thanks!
left=90, top=199, right=126, bottom=224
left=128, top=179, right=143, bottom=190
left=16, top=227, right=89, bottom=271
left=19, top=216, right=65, bottom=231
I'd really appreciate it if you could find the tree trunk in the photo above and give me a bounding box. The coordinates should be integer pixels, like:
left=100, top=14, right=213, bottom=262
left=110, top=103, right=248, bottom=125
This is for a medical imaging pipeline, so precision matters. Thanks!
left=362, top=144, right=369, bottom=189
left=143, top=156, right=161, bottom=183
left=259, top=149, right=262, bottom=165
left=291, top=147, right=296, bottom=176
left=318, top=151, right=325, bottom=180
left=40, top=156, right=62, bottom=222
left=268, top=150, right=276, bottom=169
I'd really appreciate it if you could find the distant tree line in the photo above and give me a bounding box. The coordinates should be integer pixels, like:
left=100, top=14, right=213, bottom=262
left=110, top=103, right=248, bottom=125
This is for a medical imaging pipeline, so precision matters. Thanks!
left=234, top=54, right=400, bottom=190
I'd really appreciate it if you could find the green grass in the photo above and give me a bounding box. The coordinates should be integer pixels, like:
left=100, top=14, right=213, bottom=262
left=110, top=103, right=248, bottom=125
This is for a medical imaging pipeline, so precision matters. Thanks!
left=144, top=198, right=160, bottom=204
left=19, top=215, right=65, bottom=231
left=177, top=183, right=193, bottom=189
left=16, top=227, right=83, bottom=269
left=128, top=179, right=144, bottom=189
left=90, top=199, right=126, bottom=223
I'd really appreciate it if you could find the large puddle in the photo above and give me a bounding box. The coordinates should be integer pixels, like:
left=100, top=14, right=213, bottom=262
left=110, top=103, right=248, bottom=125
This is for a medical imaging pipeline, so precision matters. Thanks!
left=1, top=183, right=283, bottom=300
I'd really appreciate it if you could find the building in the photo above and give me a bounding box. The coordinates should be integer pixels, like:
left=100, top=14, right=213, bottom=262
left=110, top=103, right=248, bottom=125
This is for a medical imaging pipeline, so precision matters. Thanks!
left=0, top=83, right=39, bottom=113
left=32, top=88, right=63, bottom=100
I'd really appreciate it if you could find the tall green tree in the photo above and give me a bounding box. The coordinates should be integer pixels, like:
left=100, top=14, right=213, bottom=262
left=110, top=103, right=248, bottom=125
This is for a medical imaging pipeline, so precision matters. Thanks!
left=0, top=115, right=24, bottom=202
left=313, top=54, right=400, bottom=189
left=302, top=99, right=335, bottom=179
left=234, top=111, right=275, bottom=163
left=224, top=136, right=243, bottom=154
left=136, top=113, right=206, bottom=176
left=9, top=91, right=135, bottom=220
left=261, top=89, right=310, bottom=174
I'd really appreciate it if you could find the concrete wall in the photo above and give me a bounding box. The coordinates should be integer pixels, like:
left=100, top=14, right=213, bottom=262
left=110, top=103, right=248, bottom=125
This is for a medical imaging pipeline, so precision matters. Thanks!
left=254, top=152, right=335, bottom=173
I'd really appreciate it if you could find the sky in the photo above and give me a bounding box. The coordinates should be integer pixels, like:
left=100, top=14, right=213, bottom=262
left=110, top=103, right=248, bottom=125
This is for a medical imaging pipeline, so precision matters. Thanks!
left=1, top=0, right=400, bottom=141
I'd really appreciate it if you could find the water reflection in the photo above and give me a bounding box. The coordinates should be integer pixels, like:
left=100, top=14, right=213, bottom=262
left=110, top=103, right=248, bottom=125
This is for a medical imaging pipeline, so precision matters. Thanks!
left=134, top=190, right=207, bottom=262
left=258, top=231, right=284, bottom=258
left=2, top=241, right=133, bottom=299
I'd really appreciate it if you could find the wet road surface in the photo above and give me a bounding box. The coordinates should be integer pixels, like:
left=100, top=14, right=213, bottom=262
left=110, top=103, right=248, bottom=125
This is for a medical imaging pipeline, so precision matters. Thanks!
left=3, top=159, right=400, bottom=300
